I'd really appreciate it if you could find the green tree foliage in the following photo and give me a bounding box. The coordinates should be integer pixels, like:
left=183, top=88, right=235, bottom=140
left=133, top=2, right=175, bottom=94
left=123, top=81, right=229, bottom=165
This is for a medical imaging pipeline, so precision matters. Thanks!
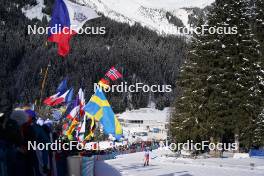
left=0, top=0, right=186, bottom=113
left=170, top=0, right=264, bottom=149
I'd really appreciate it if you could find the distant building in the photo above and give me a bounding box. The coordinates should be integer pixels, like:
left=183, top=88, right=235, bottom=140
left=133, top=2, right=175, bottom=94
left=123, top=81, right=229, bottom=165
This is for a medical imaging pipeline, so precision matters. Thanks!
left=117, top=108, right=171, bottom=143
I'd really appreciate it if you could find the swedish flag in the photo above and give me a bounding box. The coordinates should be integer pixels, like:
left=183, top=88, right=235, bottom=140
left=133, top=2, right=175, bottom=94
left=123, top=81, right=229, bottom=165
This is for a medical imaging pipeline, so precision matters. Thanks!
left=84, top=88, right=122, bottom=140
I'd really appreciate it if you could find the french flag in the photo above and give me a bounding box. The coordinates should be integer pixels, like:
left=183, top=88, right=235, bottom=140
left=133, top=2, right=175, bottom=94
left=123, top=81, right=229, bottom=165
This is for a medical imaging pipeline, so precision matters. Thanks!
left=43, top=79, right=74, bottom=106
left=44, top=79, right=67, bottom=106
left=44, top=88, right=73, bottom=106
left=48, top=0, right=99, bottom=57
left=43, top=92, right=61, bottom=106
left=66, top=105, right=80, bottom=120
left=66, top=88, right=85, bottom=119
left=50, top=88, right=72, bottom=106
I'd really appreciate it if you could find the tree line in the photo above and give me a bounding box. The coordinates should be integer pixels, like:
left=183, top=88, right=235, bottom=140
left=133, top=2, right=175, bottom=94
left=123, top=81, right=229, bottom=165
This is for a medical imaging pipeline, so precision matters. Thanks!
left=170, top=0, right=264, bottom=151
left=0, top=0, right=186, bottom=113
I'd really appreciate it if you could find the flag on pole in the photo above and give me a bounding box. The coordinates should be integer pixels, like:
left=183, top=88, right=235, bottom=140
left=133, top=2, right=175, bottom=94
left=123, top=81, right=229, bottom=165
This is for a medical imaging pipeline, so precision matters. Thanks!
left=64, top=88, right=86, bottom=140
left=98, top=78, right=110, bottom=89
left=66, top=118, right=78, bottom=140
left=78, top=88, right=85, bottom=117
left=57, top=78, right=67, bottom=93
left=105, top=67, right=122, bottom=81
left=43, top=92, right=61, bottom=106
left=84, top=88, right=123, bottom=140
left=76, top=113, right=89, bottom=142
left=50, top=88, right=73, bottom=106
left=74, top=88, right=86, bottom=140
left=65, top=87, right=74, bottom=104
left=97, top=66, right=122, bottom=90
left=75, top=119, right=83, bottom=141
left=66, top=105, right=80, bottom=120
left=43, top=79, right=68, bottom=106
left=48, top=0, right=99, bottom=57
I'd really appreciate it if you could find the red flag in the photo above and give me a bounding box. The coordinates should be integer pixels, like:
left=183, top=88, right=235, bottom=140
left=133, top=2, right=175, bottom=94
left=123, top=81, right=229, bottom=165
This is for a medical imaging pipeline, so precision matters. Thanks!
left=43, top=92, right=60, bottom=106
left=50, top=89, right=71, bottom=106
left=66, top=105, right=80, bottom=120
left=98, top=78, right=110, bottom=89
left=105, top=67, right=122, bottom=81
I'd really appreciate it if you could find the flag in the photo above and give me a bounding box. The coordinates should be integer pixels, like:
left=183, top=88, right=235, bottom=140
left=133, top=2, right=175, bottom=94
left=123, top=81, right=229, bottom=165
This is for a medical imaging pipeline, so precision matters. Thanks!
left=57, top=78, right=67, bottom=93
left=48, top=0, right=99, bottom=57
left=75, top=120, right=83, bottom=141
left=74, top=88, right=86, bottom=140
left=98, top=78, right=110, bottom=89
left=66, top=118, right=78, bottom=140
left=78, top=88, right=85, bottom=117
left=66, top=105, right=80, bottom=120
left=105, top=67, right=122, bottom=81
left=76, top=113, right=88, bottom=142
left=43, top=92, right=61, bottom=106
left=63, top=99, right=75, bottom=118
left=43, top=78, right=68, bottom=106
left=48, top=88, right=72, bottom=106
left=62, top=122, right=69, bottom=135
left=84, top=88, right=122, bottom=140
left=65, top=87, right=74, bottom=104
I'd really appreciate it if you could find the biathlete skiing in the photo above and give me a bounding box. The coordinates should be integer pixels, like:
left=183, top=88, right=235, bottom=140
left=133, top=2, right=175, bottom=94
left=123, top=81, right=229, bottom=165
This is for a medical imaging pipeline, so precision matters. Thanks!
left=143, top=148, right=150, bottom=166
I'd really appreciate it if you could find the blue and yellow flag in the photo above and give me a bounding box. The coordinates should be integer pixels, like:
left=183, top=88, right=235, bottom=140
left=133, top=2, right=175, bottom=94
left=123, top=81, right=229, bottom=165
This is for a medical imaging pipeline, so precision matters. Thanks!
left=84, top=88, right=122, bottom=140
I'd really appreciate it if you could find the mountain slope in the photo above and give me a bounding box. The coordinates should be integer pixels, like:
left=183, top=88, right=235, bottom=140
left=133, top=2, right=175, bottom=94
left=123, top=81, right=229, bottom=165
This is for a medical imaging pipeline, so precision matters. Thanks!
left=76, top=0, right=214, bottom=35
left=1, top=0, right=187, bottom=111
left=21, top=0, right=214, bottom=35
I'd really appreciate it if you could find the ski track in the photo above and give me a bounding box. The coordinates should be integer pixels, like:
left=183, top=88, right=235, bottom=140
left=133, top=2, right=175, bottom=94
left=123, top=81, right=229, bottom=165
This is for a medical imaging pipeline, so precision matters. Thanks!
left=95, top=151, right=264, bottom=176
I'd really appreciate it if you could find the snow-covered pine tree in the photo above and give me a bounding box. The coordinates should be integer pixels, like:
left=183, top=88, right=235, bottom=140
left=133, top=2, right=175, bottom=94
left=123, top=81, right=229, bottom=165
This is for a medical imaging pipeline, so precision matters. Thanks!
left=254, top=0, right=264, bottom=50
left=253, top=109, right=264, bottom=147
left=251, top=0, right=264, bottom=148
left=170, top=0, right=264, bottom=149
left=170, top=17, right=224, bottom=143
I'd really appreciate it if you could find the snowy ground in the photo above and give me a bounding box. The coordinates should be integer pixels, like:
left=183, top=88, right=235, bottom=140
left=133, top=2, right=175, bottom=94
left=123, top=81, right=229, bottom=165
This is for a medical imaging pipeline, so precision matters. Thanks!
left=22, top=0, right=49, bottom=20
left=95, top=150, right=264, bottom=176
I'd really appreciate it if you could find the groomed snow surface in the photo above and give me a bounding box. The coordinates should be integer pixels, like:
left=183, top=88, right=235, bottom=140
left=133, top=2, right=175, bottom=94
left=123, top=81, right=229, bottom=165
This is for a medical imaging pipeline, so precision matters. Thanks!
left=95, top=150, right=264, bottom=176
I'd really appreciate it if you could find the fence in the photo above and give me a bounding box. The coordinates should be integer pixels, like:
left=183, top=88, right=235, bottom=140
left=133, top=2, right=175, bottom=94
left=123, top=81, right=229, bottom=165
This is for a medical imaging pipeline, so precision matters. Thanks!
left=67, top=156, right=95, bottom=176
left=249, top=149, right=264, bottom=158
left=94, top=144, right=159, bottom=161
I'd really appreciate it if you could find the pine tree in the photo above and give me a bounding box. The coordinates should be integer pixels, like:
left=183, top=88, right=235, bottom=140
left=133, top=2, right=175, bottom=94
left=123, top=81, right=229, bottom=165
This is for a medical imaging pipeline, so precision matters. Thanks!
left=253, top=110, right=264, bottom=147
left=254, top=0, right=264, bottom=50
left=170, top=0, right=264, bottom=149
left=251, top=0, right=264, bottom=148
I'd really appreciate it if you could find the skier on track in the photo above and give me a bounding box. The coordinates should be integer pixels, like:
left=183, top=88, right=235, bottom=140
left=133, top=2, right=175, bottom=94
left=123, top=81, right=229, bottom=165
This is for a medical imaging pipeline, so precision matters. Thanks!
left=143, top=147, right=150, bottom=166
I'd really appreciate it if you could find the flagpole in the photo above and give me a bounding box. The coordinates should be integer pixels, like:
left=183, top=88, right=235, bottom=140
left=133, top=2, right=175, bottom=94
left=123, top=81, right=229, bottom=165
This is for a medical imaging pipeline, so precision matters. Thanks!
left=39, top=58, right=51, bottom=108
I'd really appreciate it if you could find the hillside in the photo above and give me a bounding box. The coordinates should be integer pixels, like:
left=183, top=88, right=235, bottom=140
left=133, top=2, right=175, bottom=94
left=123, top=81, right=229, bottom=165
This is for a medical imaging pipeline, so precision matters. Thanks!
left=0, top=0, right=187, bottom=113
